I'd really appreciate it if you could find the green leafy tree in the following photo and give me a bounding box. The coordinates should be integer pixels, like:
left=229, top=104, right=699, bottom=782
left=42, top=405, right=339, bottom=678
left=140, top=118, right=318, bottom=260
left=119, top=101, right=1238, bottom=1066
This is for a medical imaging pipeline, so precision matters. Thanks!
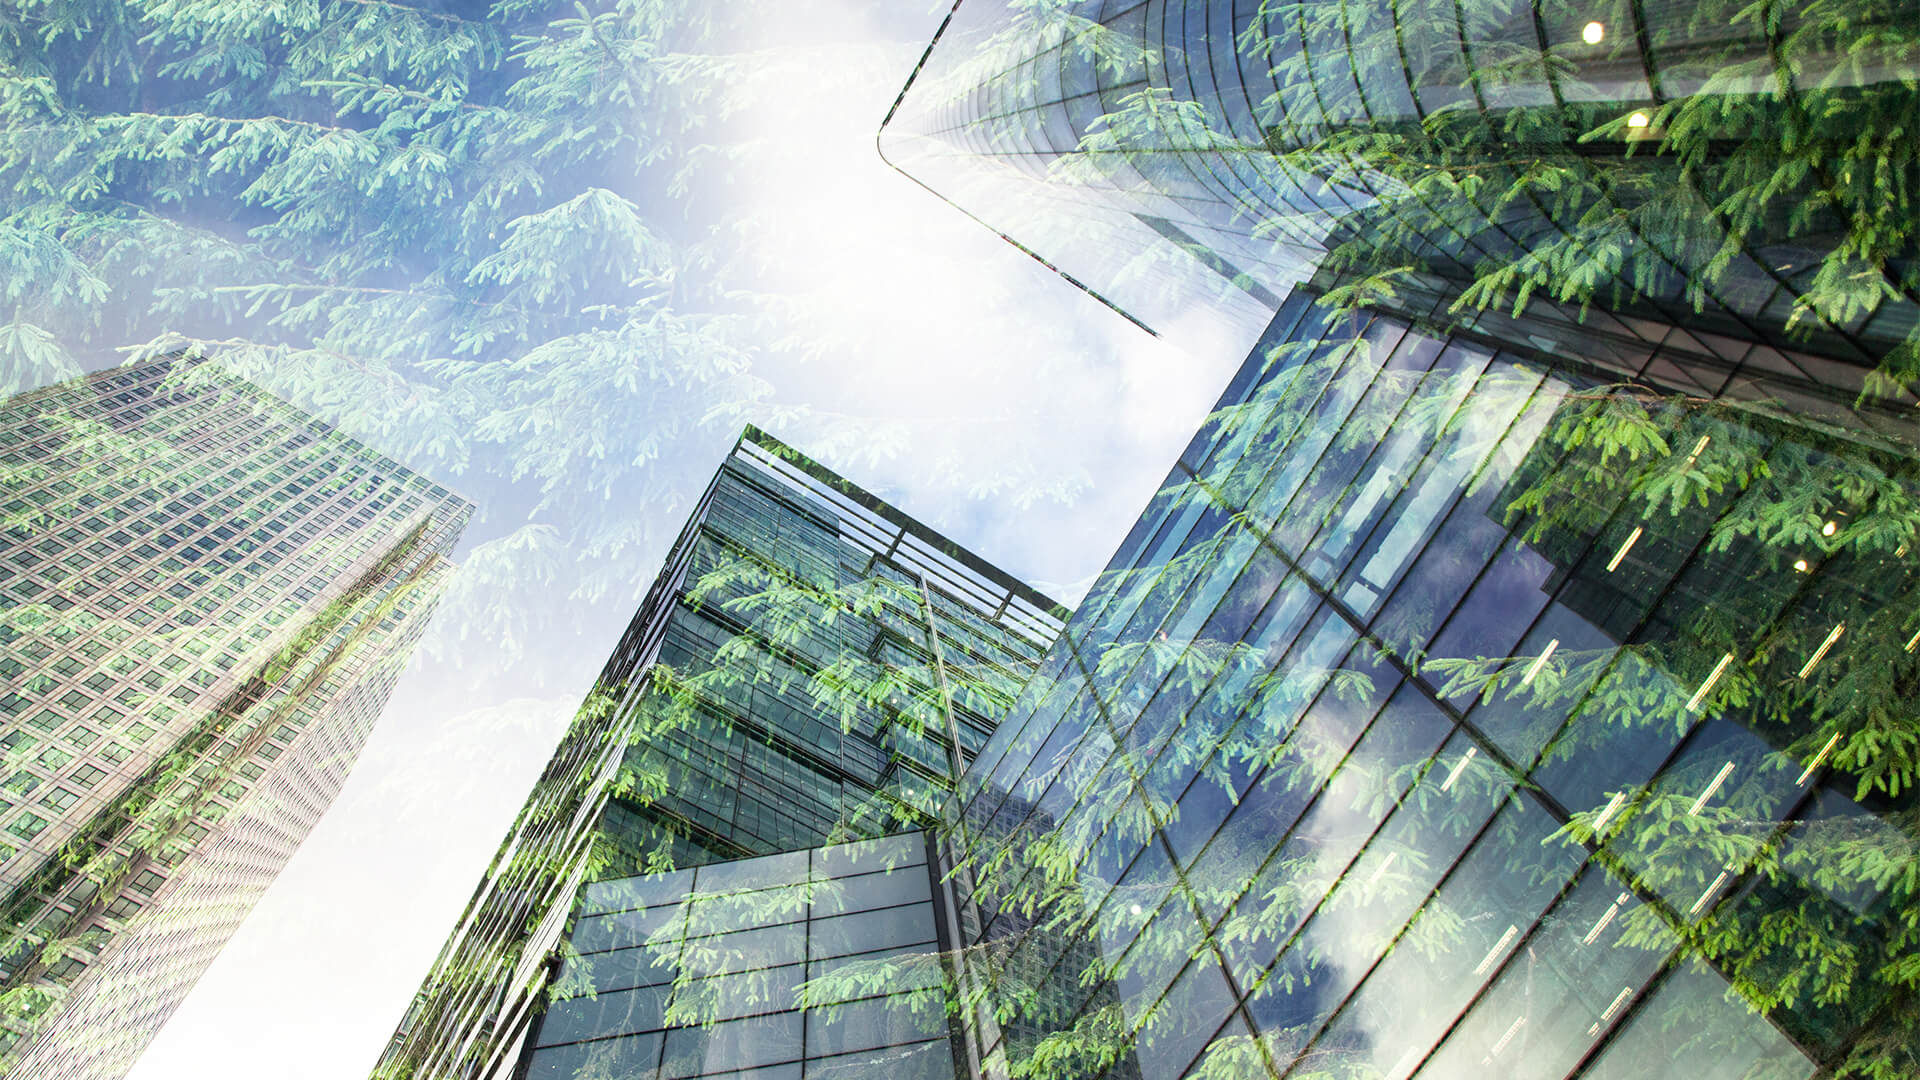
left=869, top=1, right=1920, bottom=1076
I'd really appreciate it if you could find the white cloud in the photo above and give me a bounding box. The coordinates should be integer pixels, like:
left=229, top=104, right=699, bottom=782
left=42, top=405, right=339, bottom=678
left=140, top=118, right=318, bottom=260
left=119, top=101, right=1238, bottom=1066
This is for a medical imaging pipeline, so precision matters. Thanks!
left=123, top=4, right=1254, bottom=1078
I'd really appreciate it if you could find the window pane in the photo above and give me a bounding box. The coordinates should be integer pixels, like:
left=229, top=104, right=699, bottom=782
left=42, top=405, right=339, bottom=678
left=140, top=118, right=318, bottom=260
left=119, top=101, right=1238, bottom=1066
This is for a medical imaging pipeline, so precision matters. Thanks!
left=660, top=1012, right=802, bottom=1078
left=802, top=1040, right=953, bottom=1080
left=803, top=993, right=947, bottom=1057
left=809, top=903, right=936, bottom=961
left=538, top=985, right=669, bottom=1047
left=526, top=1032, right=661, bottom=1080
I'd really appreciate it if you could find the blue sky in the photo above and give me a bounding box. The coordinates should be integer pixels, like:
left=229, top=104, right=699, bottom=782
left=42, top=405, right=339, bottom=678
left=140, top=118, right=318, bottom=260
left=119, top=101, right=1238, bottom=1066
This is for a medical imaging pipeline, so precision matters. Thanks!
left=116, top=3, right=1250, bottom=1078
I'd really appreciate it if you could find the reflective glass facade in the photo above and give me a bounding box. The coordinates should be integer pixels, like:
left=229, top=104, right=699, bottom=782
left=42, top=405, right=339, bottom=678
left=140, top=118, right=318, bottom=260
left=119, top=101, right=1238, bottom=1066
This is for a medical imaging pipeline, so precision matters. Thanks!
left=378, top=429, right=1063, bottom=1080
left=884, top=5, right=1917, bottom=1076
left=610, top=450, right=1054, bottom=861
left=532, top=832, right=954, bottom=1080
left=945, top=291, right=1917, bottom=1078
left=883, top=0, right=1919, bottom=381
left=0, top=355, right=471, bottom=1079
left=883, top=0, right=1317, bottom=358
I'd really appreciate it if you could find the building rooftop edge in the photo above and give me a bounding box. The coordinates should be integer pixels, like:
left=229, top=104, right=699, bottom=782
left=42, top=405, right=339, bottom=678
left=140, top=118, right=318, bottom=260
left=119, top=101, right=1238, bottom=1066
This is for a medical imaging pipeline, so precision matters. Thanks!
left=737, top=424, right=1070, bottom=621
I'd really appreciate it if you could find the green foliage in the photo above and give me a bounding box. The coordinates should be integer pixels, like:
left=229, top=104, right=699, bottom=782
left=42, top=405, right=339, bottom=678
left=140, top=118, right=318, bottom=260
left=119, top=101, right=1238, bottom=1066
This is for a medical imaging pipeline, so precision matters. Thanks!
left=899, top=274, right=1916, bottom=1080
left=0, top=0, right=813, bottom=673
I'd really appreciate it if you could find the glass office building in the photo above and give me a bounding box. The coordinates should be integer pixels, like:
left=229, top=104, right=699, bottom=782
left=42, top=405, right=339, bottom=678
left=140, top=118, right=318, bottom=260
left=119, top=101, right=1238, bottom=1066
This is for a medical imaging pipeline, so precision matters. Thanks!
left=0, top=355, right=471, bottom=1079
left=944, top=289, right=1918, bottom=1079
left=882, top=1, right=1917, bottom=1078
left=882, top=0, right=1321, bottom=356
left=882, top=0, right=1919, bottom=386
left=376, top=428, right=1064, bottom=1080
left=532, top=832, right=956, bottom=1080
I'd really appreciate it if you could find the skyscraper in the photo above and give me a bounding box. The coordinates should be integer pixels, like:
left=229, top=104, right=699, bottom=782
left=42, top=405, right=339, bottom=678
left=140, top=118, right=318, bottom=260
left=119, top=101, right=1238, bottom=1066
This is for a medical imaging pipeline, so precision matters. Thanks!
left=0, top=356, right=471, bottom=1079
left=376, top=427, right=1063, bottom=1080
left=881, top=0, right=1917, bottom=397
left=942, top=291, right=1919, bottom=1080
left=881, top=2, right=1918, bottom=1078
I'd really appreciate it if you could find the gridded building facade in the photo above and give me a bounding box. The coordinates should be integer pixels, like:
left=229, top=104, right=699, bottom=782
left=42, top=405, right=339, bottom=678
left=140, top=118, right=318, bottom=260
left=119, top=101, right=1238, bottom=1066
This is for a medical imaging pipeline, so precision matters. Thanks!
left=530, top=832, right=956, bottom=1080
left=882, top=0, right=1919, bottom=388
left=375, top=428, right=1063, bottom=1080
left=877, top=0, right=1920, bottom=1076
left=880, top=0, right=1325, bottom=355
left=0, top=356, right=471, bottom=1079
left=941, top=290, right=1919, bottom=1079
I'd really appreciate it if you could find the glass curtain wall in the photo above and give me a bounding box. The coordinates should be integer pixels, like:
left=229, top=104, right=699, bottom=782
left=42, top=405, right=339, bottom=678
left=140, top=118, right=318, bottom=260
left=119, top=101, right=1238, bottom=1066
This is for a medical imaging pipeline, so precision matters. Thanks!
left=0, top=355, right=471, bottom=1080
left=883, top=7, right=1918, bottom=1071
left=883, top=0, right=1919, bottom=388
left=944, top=290, right=1919, bottom=1080
left=530, top=832, right=954, bottom=1080
left=376, top=429, right=1064, bottom=1080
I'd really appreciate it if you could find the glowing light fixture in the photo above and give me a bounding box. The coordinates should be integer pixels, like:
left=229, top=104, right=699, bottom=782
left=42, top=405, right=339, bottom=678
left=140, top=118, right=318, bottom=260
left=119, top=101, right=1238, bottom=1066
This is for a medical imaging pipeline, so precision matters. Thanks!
left=1365, top=850, right=1399, bottom=887
left=1582, top=894, right=1630, bottom=945
left=1606, top=526, right=1643, bottom=572
left=1793, top=559, right=1810, bottom=572
left=1587, top=987, right=1635, bottom=1036
left=1582, top=20, right=1605, bottom=43
left=1474, top=925, right=1519, bottom=974
left=1822, top=520, right=1838, bottom=537
left=1627, top=112, right=1651, bottom=128
left=1488, top=1016, right=1527, bottom=1058
left=1798, top=623, right=1845, bottom=678
left=1688, top=761, right=1736, bottom=815
left=1521, top=639, right=1559, bottom=686
left=1591, top=791, right=1627, bottom=833
left=1685, top=653, right=1733, bottom=711
left=1690, top=869, right=1731, bottom=915
left=1441, top=747, right=1478, bottom=792
left=1682, top=434, right=1710, bottom=467
left=1795, top=732, right=1842, bottom=786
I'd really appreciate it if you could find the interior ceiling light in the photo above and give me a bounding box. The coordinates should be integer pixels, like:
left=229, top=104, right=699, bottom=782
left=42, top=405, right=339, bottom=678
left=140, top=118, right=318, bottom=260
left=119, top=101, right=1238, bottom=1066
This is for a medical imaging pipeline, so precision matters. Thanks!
left=1441, top=747, right=1478, bottom=792
left=1690, top=868, right=1731, bottom=916
left=1796, top=732, right=1842, bottom=786
left=1688, top=761, right=1736, bottom=815
left=1627, top=112, right=1651, bottom=128
left=1581, top=894, right=1627, bottom=945
left=1588, top=987, right=1635, bottom=1036
left=1682, top=434, right=1710, bottom=466
left=1521, top=639, right=1559, bottom=686
left=1798, top=623, right=1845, bottom=679
left=1583, top=20, right=1605, bottom=43
left=1686, top=653, right=1734, bottom=711
left=1606, top=526, right=1643, bottom=572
